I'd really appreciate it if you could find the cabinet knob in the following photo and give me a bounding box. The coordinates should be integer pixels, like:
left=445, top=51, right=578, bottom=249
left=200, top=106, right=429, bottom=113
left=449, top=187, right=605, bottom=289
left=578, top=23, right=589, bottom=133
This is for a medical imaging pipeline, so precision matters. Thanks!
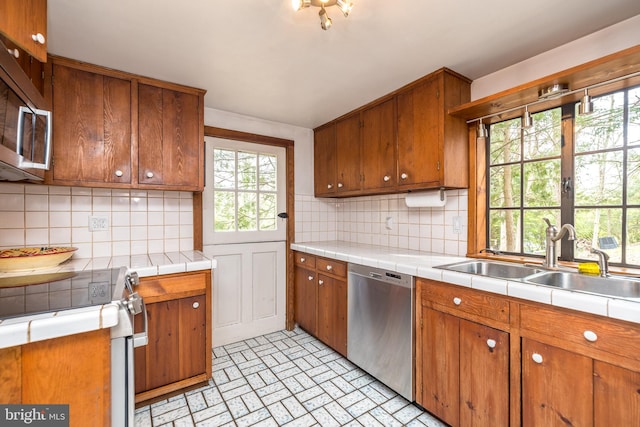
left=401, top=173, right=408, bottom=180
left=300, top=257, right=305, bottom=263
left=192, top=301, right=200, bottom=309
left=32, top=33, right=46, bottom=44
left=319, top=279, right=324, bottom=285
left=583, top=330, right=598, bottom=342
left=453, top=297, right=462, bottom=306
left=532, top=353, right=543, bottom=364
left=383, top=175, right=391, bottom=182
left=327, top=184, right=333, bottom=189
left=337, top=182, right=343, bottom=188
left=308, top=275, right=314, bottom=281
left=326, top=265, right=333, bottom=271
left=487, top=339, right=496, bottom=349
left=115, top=169, right=124, bottom=177
left=7, top=48, right=19, bottom=58
left=146, top=171, right=154, bottom=178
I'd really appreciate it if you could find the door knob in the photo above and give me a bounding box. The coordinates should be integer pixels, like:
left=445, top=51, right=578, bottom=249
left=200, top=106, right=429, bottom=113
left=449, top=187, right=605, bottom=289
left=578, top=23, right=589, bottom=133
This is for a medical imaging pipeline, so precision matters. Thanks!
left=115, top=170, right=123, bottom=177
left=192, top=302, right=200, bottom=309
left=383, top=175, right=391, bottom=182
left=532, top=353, right=543, bottom=364
left=401, top=173, right=408, bottom=180
left=32, top=33, right=46, bottom=44
left=146, top=171, right=154, bottom=178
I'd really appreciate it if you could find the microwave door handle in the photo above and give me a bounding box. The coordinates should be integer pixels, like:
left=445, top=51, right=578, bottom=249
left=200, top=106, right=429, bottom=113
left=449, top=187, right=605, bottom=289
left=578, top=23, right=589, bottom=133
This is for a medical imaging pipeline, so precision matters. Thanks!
left=37, top=108, right=52, bottom=170
left=17, top=107, right=52, bottom=170
left=16, top=105, right=27, bottom=159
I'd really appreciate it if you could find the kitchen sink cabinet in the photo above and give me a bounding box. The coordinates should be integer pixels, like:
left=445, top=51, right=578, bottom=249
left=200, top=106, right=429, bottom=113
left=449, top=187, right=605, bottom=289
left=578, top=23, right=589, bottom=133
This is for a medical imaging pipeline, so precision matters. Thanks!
left=361, top=98, right=396, bottom=193
left=0, top=0, right=47, bottom=62
left=294, top=252, right=347, bottom=355
left=0, top=329, right=111, bottom=427
left=416, top=278, right=509, bottom=427
left=134, top=270, right=212, bottom=403
left=313, top=122, right=337, bottom=197
left=396, top=68, right=471, bottom=191
left=45, top=56, right=206, bottom=191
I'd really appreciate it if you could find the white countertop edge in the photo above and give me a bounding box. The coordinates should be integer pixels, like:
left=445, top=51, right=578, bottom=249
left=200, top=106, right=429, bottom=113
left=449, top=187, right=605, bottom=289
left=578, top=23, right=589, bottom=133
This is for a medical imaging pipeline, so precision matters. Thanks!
left=0, top=303, right=120, bottom=349
left=292, top=241, right=640, bottom=324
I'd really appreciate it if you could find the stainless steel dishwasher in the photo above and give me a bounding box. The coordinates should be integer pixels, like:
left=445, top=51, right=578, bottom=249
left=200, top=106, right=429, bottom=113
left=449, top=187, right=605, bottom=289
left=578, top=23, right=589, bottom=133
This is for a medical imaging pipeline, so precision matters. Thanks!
left=347, top=263, right=414, bottom=401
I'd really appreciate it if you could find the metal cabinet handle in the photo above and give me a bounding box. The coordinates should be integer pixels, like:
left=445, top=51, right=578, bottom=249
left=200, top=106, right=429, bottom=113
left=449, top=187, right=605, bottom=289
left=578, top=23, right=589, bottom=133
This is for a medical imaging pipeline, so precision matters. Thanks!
left=532, top=353, right=543, bottom=364
left=326, top=265, right=333, bottom=271
left=115, top=169, right=123, bottom=177
left=453, top=297, right=462, bottom=306
left=308, top=275, right=314, bottom=281
left=193, top=301, right=200, bottom=309
left=487, top=339, right=496, bottom=349
left=32, top=33, right=46, bottom=44
left=383, top=175, right=391, bottom=182
left=583, top=330, right=598, bottom=342
left=401, top=173, right=408, bottom=180
left=327, top=184, right=333, bottom=189
left=318, top=280, right=324, bottom=285
left=146, top=171, right=154, bottom=178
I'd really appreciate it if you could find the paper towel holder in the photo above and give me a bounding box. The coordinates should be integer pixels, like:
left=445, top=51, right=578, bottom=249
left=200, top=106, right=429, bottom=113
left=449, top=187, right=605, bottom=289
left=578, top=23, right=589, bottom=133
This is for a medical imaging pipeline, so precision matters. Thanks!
left=439, top=187, right=445, bottom=201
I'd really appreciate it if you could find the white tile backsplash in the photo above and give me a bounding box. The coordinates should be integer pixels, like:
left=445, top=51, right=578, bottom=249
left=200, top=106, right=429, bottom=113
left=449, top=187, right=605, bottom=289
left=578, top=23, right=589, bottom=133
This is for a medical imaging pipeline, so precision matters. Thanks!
left=295, top=190, right=468, bottom=256
left=0, top=184, right=195, bottom=258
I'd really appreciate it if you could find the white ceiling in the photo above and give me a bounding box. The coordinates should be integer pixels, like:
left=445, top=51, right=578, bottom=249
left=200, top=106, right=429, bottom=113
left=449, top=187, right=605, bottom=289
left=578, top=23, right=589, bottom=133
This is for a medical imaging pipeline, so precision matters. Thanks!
left=47, top=1, right=640, bottom=129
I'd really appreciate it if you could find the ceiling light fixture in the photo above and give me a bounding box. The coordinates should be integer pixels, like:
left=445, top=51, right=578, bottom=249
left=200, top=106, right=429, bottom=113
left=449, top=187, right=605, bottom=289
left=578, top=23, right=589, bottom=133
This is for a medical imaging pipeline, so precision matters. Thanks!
left=292, top=0, right=354, bottom=30
left=522, top=105, right=533, bottom=128
left=578, top=88, right=594, bottom=115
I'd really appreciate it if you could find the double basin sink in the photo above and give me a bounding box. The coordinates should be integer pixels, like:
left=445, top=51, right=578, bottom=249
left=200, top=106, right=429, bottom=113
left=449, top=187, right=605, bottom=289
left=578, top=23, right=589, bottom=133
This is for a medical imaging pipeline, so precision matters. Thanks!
left=435, top=260, right=640, bottom=300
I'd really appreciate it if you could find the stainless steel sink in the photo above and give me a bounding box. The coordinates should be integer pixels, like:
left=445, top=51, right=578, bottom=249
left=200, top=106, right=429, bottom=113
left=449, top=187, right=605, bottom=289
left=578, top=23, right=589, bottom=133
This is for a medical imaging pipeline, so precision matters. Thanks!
left=525, top=271, right=640, bottom=299
left=435, top=260, right=544, bottom=280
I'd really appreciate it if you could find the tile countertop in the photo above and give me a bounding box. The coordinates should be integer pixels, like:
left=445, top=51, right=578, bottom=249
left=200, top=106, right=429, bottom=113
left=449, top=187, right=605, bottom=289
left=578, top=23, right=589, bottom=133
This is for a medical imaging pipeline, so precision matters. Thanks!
left=0, top=251, right=217, bottom=349
left=291, top=240, right=640, bottom=325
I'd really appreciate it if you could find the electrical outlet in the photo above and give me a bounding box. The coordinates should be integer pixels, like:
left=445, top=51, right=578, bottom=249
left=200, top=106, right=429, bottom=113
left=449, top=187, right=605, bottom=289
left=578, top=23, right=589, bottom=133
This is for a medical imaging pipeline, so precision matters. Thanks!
left=88, top=215, right=109, bottom=232
left=453, top=216, right=463, bottom=234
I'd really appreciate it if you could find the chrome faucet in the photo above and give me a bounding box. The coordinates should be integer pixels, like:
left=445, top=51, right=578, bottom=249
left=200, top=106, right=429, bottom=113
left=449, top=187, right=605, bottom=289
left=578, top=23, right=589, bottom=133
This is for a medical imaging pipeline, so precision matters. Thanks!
left=543, top=218, right=577, bottom=269
left=590, top=247, right=610, bottom=277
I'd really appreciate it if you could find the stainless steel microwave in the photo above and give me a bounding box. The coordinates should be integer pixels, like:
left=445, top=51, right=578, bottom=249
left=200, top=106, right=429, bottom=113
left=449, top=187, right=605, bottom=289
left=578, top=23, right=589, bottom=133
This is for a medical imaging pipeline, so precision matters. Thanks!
left=0, top=39, right=51, bottom=181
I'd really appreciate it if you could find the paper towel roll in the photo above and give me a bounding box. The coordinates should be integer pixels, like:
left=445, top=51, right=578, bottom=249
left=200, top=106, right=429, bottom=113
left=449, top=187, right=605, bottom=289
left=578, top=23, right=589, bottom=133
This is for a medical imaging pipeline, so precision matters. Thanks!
left=405, top=190, right=447, bottom=208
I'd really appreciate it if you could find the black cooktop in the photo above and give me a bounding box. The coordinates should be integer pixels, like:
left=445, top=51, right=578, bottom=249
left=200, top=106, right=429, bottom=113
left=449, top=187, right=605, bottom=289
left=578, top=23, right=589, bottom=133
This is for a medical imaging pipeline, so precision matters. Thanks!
left=0, top=268, right=121, bottom=319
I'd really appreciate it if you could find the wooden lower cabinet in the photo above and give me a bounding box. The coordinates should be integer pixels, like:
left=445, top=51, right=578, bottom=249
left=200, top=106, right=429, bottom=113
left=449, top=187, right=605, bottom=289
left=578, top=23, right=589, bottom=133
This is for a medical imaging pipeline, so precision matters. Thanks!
left=135, top=271, right=212, bottom=403
left=416, top=288, right=509, bottom=427
left=0, top=329, right=111, bottom=427
left=317, top=273, right=347, bottom=356
left=294, top=265, right=317, bottom=335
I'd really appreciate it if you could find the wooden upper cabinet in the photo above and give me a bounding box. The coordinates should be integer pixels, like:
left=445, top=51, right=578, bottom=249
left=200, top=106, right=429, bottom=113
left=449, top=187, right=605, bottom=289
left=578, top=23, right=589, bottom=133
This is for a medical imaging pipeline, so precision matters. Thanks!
left=361, top=98, right=396, bottom=192
left=335, top=113, right=362, bottom=194
left=313, top=123, right=337, bottom=197
left=0, top=0, right=47, bottom=62
left=138, top=84, right=203, bottom=190
left=397, top=68, right=471, bottom=191
left=50, top=62, right=133, bottom=186
left=0, top=35, right=44, bottom=95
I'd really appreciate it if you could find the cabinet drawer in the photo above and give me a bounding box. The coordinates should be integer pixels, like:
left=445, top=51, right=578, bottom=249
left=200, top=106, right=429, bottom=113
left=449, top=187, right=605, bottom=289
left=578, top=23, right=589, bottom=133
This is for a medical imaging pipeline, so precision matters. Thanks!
left=317, top=257, right=347, bottom=278
left=295, top=252, right=316, bottom=268
left=138, top=271, right=207, bottom=303
left=421, top=279, right=509, bottom=324
left=520, top=304, right=640, bottom=360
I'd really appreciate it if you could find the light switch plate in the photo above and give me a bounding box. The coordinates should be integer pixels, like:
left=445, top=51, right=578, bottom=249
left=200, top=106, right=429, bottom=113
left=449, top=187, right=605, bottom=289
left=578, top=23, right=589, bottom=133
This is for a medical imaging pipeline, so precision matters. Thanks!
left=89, top=215, right=109, bottom=232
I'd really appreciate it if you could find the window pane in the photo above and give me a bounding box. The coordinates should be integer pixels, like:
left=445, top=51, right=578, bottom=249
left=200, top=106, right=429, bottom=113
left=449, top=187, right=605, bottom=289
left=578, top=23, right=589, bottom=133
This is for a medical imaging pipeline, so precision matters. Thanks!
left=629, top=147, right=640, bottom=205
left=259, top=193, right=277, bottom=231
left=574, top=208, right=622, bottom=263
left=213, top=149, right=235, bottom=189
left=523, top=209, right=560, bottom=255
left=627, top=208, right=640, bottom=265
left=489, top=118, right=521, bottom=165
left=237, top=192, right=257, bottom=231
left=214, top=191, right=235, bottom=231
left=489, top=165, right=520, bottom=208
left=488, top=209, right=521, bottom=253
left=629, top=87, right=640, bottom=146
left=575, top=92, right=625, bottom=153
left=238, top=152, right=257, bottom=190
left=575, top=151, right=623, bottom=206
left=524, top=159, right=561, bottom=207
left=259, top=154, right=277, bottom=191
left=523, top=108, right=561, bottom=160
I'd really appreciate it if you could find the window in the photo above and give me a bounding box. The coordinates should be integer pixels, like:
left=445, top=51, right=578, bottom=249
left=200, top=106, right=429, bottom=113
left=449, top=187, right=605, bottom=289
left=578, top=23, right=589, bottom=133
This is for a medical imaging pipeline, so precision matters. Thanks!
left=487, top=85, right=640, bottom=266
left=212, top=148, right=278, bottom=232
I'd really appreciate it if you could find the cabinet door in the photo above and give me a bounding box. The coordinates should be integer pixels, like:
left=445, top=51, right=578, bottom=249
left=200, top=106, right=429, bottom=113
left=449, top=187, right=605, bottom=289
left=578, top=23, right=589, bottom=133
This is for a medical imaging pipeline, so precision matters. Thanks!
left=521, top=338, right=593, bottom=427
left=317, top=274, right=347, bottom=356
left=314, top=123, right=337, bottom=197
left=144, top=299, right=181, bottom=390
left=0, top=0, right=47, bottom=62
left=459, top=320, right=509, bottom=427
left=178, top=294, right=207, bottom=379
left=51, top=63, right=132, bottom=185
left=335, top=113, right=362, bottom=194
left=397, top=75, right=441, bottom=189
left=138, top=84, right=202, bottom=189
left=417, top=306, right=460, bottom=426
left=594, top=360, right=640, bottom=426
left=0, top=35, right=44, bottom=95
left=294, top=266, right=317, bottom=335
left=361, top=98, right=396, bottom=193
